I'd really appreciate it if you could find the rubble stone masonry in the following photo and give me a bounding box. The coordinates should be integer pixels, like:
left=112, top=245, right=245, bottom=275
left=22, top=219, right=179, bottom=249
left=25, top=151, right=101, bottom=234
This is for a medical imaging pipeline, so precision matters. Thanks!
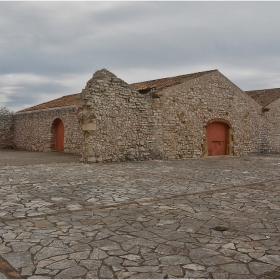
left=158, top=71, right=264, bottom=159
left=77, top=69, right=267, bottom=162
left=0, top=115, right=14, bottom=148
left=14, top=106, right=83, bottom=154
left=4, top=68, right=280, bottom=161
left=77, top=69, right=160, bottom=162
left=261, top=97, right=280, bottom=154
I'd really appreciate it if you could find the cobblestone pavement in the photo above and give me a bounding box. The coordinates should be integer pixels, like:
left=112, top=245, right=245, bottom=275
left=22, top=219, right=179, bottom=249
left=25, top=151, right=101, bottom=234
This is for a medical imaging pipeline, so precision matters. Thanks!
left=0, top=150, right=280, bottom=279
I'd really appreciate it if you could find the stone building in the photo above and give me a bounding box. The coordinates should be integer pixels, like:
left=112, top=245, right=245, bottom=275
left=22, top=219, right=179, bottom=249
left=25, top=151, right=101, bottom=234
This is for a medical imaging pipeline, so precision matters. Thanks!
left=1, top=68, right=280, bottom=162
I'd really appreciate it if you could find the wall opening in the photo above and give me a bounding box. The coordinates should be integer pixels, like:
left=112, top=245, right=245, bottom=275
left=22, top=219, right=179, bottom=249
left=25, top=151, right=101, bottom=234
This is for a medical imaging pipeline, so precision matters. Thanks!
left=51, top=118, right=64, bottom=151
left=204, top=119, right=233, bottom=156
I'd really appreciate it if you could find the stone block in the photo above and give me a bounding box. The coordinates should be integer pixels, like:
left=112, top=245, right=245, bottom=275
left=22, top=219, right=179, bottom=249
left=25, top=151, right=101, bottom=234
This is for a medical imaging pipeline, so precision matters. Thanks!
left=82, top=123, right=97, bottom=131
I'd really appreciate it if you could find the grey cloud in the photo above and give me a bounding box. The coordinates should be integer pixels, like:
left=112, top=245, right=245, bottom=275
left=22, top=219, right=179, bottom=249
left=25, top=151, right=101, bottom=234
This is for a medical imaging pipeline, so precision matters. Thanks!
left=1, top=75, right=86, bottom=112
left=1, top=2, right=280, bottom=111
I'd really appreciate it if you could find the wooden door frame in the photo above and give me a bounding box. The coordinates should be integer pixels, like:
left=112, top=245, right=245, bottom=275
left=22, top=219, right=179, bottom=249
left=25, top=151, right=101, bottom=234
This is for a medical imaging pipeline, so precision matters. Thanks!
left=203, top=118, right=233, bottom=157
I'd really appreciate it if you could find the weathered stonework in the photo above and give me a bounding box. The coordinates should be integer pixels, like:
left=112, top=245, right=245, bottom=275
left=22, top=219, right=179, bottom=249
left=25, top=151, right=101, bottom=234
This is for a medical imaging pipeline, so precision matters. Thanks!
left=77, top=69, right=160, bottom=162
left=7, top=68, right=280, bottom=162
left=14, top=106, right=83, bottom=154
left=77, top=69, right=266, bottom=162
left=260, top=97, right=280, bottom=154
left=0, top=115, right=14, bottom=148
left=157, top=71, right=263, bottom=159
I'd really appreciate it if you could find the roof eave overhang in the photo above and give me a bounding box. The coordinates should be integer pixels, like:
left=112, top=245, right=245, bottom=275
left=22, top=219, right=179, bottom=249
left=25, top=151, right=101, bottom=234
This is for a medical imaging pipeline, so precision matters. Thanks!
left=16, top=105, right=76, bottom=115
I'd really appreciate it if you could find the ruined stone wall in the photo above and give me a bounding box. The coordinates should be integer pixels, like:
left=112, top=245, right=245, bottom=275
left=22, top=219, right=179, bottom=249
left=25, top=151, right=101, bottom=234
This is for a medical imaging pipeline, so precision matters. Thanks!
left=261, top=98, right=280, bottom=154
left=158, top=71, right=264, bottom=158
left=14, top=106, right=83, bottom=154
left=77, top=69, right=161, bottom=162
left=0, top=115, right=14, bottom=148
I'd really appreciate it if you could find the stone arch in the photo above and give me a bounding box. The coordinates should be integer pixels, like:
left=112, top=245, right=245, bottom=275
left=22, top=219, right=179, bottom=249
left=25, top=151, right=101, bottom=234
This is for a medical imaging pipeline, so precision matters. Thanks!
left=203, top=118, right=233, bottom=156
left=51, top=118, right=65, bottom=151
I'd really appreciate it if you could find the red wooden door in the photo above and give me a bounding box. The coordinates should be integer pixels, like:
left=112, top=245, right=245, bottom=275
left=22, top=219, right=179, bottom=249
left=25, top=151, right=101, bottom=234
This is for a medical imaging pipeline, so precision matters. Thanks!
left=206, top=122, right=227, bottom=156
left=55, top=120, right=64, bottom=151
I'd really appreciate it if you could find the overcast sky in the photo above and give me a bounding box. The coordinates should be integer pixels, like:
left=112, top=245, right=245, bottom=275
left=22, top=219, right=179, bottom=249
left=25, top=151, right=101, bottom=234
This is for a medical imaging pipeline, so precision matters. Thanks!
left=1, top=1, right=280, bottom=112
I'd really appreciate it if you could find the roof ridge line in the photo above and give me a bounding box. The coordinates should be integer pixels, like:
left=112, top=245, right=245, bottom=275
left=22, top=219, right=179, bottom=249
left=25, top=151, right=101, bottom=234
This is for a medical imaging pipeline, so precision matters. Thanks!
left=245, top=87, right=280, bottom=92
left=131, top=69, right=217, bottom=85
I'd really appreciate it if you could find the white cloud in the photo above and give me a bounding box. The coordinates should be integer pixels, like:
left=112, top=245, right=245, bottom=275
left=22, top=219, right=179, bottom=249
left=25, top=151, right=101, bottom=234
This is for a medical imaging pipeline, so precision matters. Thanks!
left=0, top=72, right=90, bottom=112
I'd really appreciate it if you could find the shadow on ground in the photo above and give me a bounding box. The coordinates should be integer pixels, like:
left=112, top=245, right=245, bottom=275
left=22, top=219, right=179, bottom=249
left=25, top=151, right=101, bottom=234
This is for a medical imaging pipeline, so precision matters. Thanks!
left=0, top=149, right=81, bottom=166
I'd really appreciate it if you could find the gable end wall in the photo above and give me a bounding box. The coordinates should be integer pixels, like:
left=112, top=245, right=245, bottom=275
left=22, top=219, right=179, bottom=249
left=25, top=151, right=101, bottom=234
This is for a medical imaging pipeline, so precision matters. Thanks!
left=158, top=71, right=263, bottom=158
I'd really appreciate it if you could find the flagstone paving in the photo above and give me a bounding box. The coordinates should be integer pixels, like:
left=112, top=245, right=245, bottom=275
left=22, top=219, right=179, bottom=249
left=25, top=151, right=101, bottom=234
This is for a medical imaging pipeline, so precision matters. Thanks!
left=0, top=150, right=280, bottom=278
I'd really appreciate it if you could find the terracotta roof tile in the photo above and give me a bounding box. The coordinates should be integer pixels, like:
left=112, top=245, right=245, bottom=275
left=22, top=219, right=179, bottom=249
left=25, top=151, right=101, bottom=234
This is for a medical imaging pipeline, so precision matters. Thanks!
left=18, top=70, right=217, bottom=112
left=131, top=70, right=217, bottom=93
left=19, top=93, right=79, bottom=112
left=245, top=88, right=280, bottom=107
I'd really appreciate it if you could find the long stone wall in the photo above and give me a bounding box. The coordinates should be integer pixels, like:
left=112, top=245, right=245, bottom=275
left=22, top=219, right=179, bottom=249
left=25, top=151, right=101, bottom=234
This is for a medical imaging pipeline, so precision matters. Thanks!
left=0, top=115, right=14, bottom=148
left=14, top=106, right=83, bottom=154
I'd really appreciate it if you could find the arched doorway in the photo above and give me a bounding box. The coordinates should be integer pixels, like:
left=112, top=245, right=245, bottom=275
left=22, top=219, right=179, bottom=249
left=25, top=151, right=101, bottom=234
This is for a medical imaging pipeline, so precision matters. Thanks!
left=52, top=118, right=64, bottom=151
left=206, top=122, right=228, bottom=156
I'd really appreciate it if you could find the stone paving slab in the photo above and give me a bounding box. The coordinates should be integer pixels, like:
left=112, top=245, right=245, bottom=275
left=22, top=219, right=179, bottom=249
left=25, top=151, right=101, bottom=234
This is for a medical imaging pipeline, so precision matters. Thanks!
left=0, top=151, right=280, bottom=278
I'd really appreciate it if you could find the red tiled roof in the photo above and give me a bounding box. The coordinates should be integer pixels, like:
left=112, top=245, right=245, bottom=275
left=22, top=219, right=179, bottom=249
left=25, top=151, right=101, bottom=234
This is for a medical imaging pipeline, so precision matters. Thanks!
left=245, top=88, right=280, bottom=107
left=131, top=70, right=217, bottom=92
left=19, top=94, right=79, bottom=112
left=18, top=70, right=217, bottom=112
